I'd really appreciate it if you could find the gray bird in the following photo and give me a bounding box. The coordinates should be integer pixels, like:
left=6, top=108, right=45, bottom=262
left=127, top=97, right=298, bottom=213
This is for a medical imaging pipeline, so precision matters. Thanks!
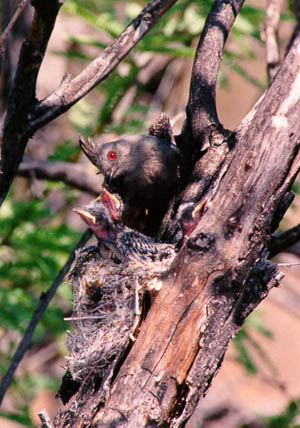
left=73, top=191, right=175, bottom=265
left=60, top=192, right=204, bottom=405
left=79, top=135, right=180, bottom=210
left=59, top=192, right=176, bottom=405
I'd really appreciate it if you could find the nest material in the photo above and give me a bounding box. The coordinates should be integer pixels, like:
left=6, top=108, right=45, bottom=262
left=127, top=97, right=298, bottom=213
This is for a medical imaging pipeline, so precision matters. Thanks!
left=65, top=244, right=175, bottom=380
left=59, top=241, right=176, bottom=409
left=66, top=247, right=141, bottom=383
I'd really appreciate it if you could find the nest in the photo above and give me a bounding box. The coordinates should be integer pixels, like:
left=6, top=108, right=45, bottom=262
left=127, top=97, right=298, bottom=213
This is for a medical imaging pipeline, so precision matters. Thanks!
left=58, top=241, right=176, bottom=407
left=65, top=246, right=144, bottom=383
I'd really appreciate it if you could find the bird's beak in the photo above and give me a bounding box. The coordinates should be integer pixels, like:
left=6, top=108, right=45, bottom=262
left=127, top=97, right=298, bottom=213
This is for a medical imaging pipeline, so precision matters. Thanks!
left=191, top=201, right=206, bottom=219
left=97, top=189, right=120, bottom=208
left=73, top=208, right=96, bottom=224
left=107, top=170, right=114, bottom=186
left=97, top=189, right=121, bottom=221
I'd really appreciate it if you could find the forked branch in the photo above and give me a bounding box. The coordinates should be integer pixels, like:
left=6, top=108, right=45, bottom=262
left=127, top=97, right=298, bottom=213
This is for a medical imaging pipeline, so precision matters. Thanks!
left=0, top=0, right=178, bottom=207
left=186, top=0, right=244, bottom=149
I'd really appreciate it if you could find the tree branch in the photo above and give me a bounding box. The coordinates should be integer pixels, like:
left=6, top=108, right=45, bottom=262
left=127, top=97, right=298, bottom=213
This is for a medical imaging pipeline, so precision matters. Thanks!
left=265, top=0, right=283, bottom=83
left=185, top=0, right=244, bottom=150
left=0, top=0, right=30, bottom=69
left=18, top=156, right=101, bottom=195
left=0, top=0, right=63, bottom=204
left=32, top=0, right=178, bottom=128
left=0, top=0, right=178, bottom=207
left=269, top=224, right=300, bottom=258
left=0, top=229, right=92, bottom=406
left=286, top=0, right=300, bottom=51
left=87, top=29, right=300, bottom=427
left=173, top=258, right=283, bottom=427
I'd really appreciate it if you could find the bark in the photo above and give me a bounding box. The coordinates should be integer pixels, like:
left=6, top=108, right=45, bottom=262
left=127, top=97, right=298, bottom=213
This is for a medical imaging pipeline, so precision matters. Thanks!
left=86, top=30, right=300, bottom=427
left=1, top=0, right=300, bottom=427
left=0, top=0, right=177, bottom=205
left=53, top=2, right=300, bottom=427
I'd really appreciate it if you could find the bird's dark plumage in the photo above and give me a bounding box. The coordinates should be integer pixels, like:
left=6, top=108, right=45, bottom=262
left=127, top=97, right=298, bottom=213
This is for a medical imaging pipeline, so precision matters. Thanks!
left=61, top=192, right=176, bottom=402
left=74, top=191, right=175, bottom=265
left=79, top=134, right=180, bottom=209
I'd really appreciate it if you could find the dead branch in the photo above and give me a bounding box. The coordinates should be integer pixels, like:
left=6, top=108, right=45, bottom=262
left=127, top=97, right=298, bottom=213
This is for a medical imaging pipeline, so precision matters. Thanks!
left=265, top=0, right=283, bottom=83
left=0, top=0, right=63, bottom=204
left=18, top=156, right=101, bottom=195
left=269, top=224, right=300, bottom=258
left=185, top=0, right=244, bottom=150
left=172, top=0, right=244, bottom=223
left=84, top=28, right=300, bottom=427
left=0, top=0, right=178, bottom=207
left=50, top=3, right=300, bottom=426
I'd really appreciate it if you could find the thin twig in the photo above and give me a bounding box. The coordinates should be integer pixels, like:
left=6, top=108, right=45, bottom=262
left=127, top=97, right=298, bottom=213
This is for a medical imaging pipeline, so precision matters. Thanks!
left=269, top=224, right=300, bottom=258
left=278, top=262, right=300, bottom=267
left=0, top=0, right=30, bottom=61
left=64, top=315, right=103, bottom=321
left=39, top=409, right=54, bottom=428
left=0, top=0, right=178, bottom=208
left=0, top=229, right=92, bottom=407
left=264, top=0, right=283, bottom=83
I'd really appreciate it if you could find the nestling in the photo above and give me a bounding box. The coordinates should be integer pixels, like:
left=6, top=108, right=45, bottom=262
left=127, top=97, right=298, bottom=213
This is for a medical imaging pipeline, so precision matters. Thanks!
left=73, top=190, right=176, bottom=265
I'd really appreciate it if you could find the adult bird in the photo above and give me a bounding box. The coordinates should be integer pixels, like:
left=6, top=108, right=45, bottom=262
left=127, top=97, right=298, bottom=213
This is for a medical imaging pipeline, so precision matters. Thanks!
left=79, top=134, right=179, bottom=207
left=79, top=134, right=180, bottom=234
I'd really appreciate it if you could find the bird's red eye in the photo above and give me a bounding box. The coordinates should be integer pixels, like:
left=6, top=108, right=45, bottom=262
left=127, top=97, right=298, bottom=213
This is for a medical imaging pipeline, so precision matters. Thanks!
left=108, top=151, right=116, bottom=160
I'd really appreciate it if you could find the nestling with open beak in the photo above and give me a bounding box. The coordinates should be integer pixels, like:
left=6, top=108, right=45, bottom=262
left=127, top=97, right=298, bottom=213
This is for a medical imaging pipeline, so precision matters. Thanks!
left=73, top=190, right=175, bottom=264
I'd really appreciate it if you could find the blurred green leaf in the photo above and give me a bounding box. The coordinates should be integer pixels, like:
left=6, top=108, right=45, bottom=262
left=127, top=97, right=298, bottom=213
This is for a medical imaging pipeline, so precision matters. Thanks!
left=233, top=311, right=274, bottom=375
left=62, top=1, right=123, bottom=37
left=69, top=98, right=99, bottom=136
left=0, top=410, right=33, bottom=427
left=0, top=198, right=79, bottom=339
left=48, top=140, right=82, bottom=162
left=233, top=329, right=257, bottom=374
left=264, top=400, right=300, bottom=428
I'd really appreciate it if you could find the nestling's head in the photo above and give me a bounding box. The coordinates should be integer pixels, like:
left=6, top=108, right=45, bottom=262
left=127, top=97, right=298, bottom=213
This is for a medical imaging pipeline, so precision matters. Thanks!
left=73, top=189, right=124, bottom=241
left=96, top=189, right=123, bottom=222
left=73, top=201, right=115, bottom=241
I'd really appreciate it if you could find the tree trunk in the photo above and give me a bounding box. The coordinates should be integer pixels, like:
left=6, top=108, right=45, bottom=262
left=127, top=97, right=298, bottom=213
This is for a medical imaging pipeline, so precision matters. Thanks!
left=85, top=34, right=300, bottom=427
left=1, top=1, right=299, bottom=427
left=54, top=25, right=300, bottom=428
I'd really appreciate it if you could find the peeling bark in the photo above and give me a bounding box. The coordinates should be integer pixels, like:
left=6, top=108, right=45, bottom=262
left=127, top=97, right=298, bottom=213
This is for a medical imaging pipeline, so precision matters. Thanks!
left=0, top=0, right=300, bottom=427
left=54, top=13, right=300, bottom=428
